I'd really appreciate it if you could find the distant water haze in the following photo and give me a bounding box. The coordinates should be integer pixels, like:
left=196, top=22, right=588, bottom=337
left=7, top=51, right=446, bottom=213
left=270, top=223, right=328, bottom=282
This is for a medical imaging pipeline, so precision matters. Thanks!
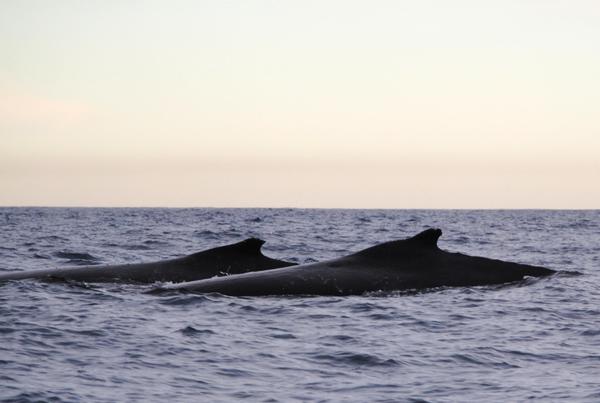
left=1, top=0, right=599, bottom=208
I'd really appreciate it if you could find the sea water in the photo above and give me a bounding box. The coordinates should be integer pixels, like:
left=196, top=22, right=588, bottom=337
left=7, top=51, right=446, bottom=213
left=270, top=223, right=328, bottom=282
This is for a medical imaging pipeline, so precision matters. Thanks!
left=0, top=208, right=598, bottom=402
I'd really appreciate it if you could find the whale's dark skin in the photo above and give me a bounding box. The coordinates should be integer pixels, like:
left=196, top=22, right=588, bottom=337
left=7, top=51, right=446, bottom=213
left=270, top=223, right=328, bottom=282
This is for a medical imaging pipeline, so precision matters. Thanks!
left=0, top=238, right=295, bottom=284
left=154, top=229, right=555, bottom=296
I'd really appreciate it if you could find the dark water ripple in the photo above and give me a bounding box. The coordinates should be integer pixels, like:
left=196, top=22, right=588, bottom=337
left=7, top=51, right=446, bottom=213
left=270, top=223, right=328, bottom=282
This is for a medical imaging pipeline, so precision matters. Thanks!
left=0, top=208, right=599, bottom=402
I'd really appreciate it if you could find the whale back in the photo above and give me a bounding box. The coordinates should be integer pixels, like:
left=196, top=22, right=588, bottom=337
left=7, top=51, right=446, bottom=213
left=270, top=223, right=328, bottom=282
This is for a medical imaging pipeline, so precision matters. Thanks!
left=182, top=237, right=294, bottom=276
left=353, top=228, right=442, bottom=261
left=186, top=237, right=268, bottom=260
left=153, top=228, right=556, bottom=295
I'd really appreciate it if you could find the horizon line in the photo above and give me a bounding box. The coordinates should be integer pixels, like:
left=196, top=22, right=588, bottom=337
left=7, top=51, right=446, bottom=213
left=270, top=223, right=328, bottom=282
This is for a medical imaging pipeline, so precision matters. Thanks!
left=1, top=205, right=598, bottom=211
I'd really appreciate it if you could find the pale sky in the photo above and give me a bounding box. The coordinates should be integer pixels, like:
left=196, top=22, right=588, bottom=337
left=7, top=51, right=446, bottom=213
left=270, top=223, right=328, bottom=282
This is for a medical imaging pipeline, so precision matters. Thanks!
left=1, top=0, right=599, bottom=208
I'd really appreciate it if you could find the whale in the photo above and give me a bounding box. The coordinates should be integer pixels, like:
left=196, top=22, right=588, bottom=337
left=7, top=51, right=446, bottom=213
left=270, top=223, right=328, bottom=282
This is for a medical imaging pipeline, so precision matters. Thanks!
left=0, top=238, right=295, bottom=284
left=153, top=229, right=555, bottom=296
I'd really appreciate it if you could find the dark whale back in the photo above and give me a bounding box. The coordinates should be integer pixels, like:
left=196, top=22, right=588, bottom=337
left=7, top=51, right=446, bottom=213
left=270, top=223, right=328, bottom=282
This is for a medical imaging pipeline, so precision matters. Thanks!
left=353, top=228, right=550, bottom=278
left=0, top=238, right=295, bottom=283
left=156, top=229, right=556, bottom=296
left=182, top=237, right=294, bottom=277
left=186, top=237, right=267, bottom=262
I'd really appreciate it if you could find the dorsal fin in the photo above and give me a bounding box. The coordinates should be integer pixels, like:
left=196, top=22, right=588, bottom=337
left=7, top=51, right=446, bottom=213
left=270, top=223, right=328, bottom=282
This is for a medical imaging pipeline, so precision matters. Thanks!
left=408, top=228, right=442, bottom=247
left=232, top=237, right=266, bottom=254
left=353, top=228, right=443, bottom=259
left=187, top=237, right=266, bottom=259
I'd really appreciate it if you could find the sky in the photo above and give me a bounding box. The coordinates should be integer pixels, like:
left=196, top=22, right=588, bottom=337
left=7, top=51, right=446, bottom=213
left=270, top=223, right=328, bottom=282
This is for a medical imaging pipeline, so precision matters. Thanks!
left=1, top=0, right=599, bottom=208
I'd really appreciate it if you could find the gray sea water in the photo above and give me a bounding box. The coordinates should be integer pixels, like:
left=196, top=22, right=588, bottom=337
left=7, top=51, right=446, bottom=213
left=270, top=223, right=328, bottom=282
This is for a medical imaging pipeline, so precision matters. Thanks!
left=0, top=208, right=599, bottom=402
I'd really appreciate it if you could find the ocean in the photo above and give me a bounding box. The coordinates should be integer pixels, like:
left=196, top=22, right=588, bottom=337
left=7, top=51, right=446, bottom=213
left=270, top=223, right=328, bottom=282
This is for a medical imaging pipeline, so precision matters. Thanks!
left=0, top=208, right=598, bottom=402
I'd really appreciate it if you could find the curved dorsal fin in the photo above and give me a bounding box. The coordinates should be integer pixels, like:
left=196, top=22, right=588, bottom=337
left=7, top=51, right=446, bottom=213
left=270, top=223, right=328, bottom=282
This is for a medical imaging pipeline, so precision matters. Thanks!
left=187, top=237, right=266, bottom=259
left=233, top=237, right=266, bottom=254
left=408, top=228, right=442, bottom=247
left=353, top=228, right=443, bottom=259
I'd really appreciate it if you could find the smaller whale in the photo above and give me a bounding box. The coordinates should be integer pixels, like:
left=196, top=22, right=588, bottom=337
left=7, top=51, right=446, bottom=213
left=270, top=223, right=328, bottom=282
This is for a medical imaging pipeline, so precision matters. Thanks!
left=0, top=238, right=294, bottom=284
left=153, top=229, right=555, bottom=296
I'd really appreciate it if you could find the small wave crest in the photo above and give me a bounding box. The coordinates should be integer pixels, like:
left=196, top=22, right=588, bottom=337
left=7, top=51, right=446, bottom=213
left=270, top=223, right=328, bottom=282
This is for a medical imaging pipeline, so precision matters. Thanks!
left=310, top=351, right=400, bottom=368
left=2, top=391, right=76, bottom=403
left=53, top=251, right=101, bottom=265
left=53, top=251, right=99, bottom=261
left=153, top=293, right=221, bottom=306
left=119, top=244, right=152, bottom=251
left=193, top=230, right=221, bottom=240
left=178, top=325, right=215, bottom=336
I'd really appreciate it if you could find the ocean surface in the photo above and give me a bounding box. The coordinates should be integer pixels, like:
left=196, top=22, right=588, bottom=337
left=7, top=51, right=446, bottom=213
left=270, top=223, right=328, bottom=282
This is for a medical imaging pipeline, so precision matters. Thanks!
left=0, top=208, right=599, bottom=402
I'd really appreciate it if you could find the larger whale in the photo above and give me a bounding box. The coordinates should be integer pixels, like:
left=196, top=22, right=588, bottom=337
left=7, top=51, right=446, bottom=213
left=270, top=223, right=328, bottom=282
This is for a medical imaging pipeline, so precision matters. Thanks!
left=154, top=229, right=555, bottom=295
left=0, top=238, right=294, bottom=283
